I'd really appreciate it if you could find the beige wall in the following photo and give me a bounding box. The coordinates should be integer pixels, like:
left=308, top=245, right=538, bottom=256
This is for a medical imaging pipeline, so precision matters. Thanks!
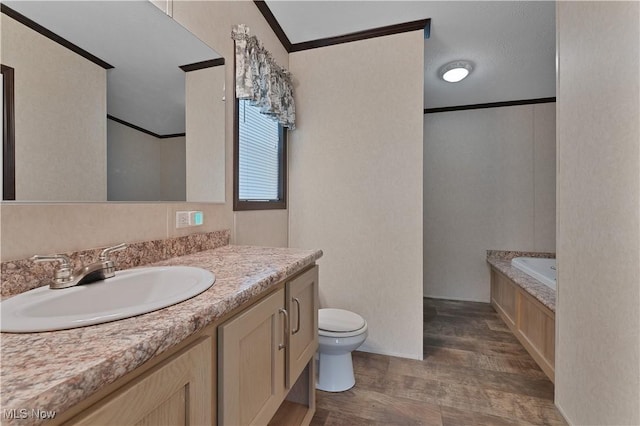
left=1, top=14, right=107, bottom=201
left=556, top=2, right=640, bottom=425
left=107, top=120, right=186, bottom=201
left=289, top=31, right=424, bottom=359
left=234, top=210, right=289, bottom=248
left=424, top=103, right=556, bottom=302
left=186, top=65, right=225, bottom=203
left=1, top=1, right=289, bottom=261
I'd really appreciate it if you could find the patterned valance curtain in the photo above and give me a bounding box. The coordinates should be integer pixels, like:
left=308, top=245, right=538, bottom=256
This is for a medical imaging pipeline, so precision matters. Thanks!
left=231, top=24, right=295, bottom=130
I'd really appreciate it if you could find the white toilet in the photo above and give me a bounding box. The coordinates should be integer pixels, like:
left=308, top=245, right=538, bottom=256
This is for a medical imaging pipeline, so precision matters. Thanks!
left=316, top=308, right=368, bottom=392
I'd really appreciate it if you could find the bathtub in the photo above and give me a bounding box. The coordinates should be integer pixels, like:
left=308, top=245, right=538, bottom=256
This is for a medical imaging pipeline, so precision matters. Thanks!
left=511, top=257, right=556, bottom=290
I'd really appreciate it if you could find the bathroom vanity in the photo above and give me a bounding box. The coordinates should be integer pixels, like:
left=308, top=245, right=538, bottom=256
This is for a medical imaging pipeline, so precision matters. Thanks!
left=0, top=245, right=321, bottom=426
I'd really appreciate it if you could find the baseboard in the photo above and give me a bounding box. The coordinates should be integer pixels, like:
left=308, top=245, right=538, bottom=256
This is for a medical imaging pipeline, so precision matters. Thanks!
left=423, top=294, right=489, bottom=303
left=356, top=346, right=423, bottom=361
left=554, top=401, right=573, bottom=426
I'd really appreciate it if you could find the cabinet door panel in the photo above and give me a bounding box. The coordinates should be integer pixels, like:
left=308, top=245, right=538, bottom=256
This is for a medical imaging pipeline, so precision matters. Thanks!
left=68, top=337, right=211, bottom=426
left=134, top=388, right=186, bottom=426
left=287, top=266, right=319, bottom=388
left=492, top=270, right=517, bottom=325
left=219, top=289, right=286, bottom=426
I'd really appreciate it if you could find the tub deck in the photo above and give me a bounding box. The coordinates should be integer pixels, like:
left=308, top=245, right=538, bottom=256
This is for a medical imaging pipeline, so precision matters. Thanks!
left=486, top=250, right=556, bottom=312
left=486, top=250, right=556, bottom=382
left=512, top=257, right=557, bottom=290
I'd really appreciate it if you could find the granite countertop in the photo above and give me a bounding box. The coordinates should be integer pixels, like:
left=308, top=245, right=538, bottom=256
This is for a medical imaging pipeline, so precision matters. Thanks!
left=486, top=250, right=556, bottom=312
left=0, top=245, right=323, bottom=425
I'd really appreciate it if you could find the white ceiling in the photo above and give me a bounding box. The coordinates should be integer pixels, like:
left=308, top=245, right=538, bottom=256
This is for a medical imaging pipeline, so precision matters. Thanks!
left=265, top=1, right=556, bottom=109
left=7, top=1, right=555, bottom=125
left=6, top=1, right=221, bottom=135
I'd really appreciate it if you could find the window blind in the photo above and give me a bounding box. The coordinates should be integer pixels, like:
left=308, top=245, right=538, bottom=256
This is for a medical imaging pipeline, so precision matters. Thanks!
left=238, top=100, right=281, bottom=201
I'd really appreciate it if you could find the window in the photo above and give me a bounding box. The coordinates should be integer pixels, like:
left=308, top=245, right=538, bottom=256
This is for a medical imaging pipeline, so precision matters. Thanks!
left=234, top=98, right=287, bottom=210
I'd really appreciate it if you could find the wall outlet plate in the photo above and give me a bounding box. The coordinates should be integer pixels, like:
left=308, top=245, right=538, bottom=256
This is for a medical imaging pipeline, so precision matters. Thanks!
left=176, top=211, right=190, bottom=228
left=176, top=211, right=203, bottom=228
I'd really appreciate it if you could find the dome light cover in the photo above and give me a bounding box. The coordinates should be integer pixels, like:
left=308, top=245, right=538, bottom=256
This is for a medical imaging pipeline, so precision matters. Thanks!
left=439, top=60, right=473, bottom=83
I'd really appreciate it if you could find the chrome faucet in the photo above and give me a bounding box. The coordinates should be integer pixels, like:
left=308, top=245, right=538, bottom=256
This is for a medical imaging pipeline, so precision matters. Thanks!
left=31, top=243, right=127, bottom=289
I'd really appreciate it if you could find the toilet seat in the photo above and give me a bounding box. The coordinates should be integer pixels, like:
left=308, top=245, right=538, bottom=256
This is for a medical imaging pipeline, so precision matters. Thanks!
left=319, top=308, right=367, bottom=338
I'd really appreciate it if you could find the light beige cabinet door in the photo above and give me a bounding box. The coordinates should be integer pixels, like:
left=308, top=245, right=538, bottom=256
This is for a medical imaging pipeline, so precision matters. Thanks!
left=67, top=337, right=211, bottom=426
left=218, top=289, right=287, bottom=426
left=286, top=266, right=319, bottom=387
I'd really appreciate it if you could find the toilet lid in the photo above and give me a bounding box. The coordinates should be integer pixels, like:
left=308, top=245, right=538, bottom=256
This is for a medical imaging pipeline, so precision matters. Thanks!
left=319, top=308, right=366, bottom=333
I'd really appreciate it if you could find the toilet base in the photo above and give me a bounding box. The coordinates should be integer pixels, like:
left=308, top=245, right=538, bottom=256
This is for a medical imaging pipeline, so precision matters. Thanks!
left=316, top=352, right=355, bottom=392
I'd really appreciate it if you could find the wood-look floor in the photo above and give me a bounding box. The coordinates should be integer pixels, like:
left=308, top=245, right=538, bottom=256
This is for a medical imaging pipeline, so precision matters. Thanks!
left=311, top=298, right=566, bottom=426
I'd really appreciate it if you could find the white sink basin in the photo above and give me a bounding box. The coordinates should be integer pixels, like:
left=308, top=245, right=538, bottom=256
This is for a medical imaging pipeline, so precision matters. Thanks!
left=1, top=266, right=215, bottom=333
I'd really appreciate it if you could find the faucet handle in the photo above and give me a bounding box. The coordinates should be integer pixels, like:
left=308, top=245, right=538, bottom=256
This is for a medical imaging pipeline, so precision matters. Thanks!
left=31, top=254, right=72, bottom=267
left=31, top=254, right=73, bottom=284
left=99, top=243, right=127, bottom=262
left=98, top=243, right=127, bottom=279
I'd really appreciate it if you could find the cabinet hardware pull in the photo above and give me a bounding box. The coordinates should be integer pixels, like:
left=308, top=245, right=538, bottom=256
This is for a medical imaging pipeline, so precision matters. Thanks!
left=278, top=308, right=289, bottom=350
left=292, top=298, right=301, bottom=335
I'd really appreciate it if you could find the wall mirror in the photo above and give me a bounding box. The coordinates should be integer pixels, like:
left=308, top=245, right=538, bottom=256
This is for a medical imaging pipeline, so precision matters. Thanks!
left=1, top=1, right=225, bottom=202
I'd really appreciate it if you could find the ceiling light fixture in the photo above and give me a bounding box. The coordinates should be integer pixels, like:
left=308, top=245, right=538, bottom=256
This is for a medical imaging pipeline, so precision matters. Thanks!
left=439, top=60, right=473, bottom=83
